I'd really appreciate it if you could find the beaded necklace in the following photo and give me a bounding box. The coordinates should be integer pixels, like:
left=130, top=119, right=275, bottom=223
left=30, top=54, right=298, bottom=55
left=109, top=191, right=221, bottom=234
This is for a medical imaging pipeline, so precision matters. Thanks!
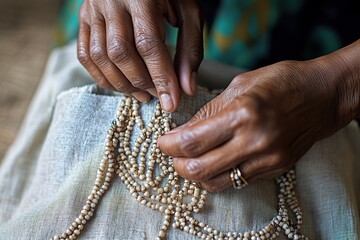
left=53, top=97, right=307, bottom=240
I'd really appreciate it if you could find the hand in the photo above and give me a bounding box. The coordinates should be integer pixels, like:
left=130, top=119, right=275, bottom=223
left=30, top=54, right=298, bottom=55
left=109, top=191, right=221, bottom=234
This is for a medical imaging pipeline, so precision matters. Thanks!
left=77, top=0, right=204, bottom=112
left=158, top=58, right=358, bottom=192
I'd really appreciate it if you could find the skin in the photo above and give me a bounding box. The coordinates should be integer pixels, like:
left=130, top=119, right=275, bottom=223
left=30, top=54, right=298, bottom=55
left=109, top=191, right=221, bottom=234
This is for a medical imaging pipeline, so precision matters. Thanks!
left=78, top=0, right=360, bottom=192
left=159, top=42, right=360, bottom=192
left=77, top=0, right=204, bottom=112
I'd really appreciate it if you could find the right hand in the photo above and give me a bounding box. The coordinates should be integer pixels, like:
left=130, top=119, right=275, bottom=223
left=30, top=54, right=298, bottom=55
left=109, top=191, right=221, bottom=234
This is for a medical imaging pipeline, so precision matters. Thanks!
left=158, top=56, right=359, bottom=192
left=77, top=0, right=204, bottom=112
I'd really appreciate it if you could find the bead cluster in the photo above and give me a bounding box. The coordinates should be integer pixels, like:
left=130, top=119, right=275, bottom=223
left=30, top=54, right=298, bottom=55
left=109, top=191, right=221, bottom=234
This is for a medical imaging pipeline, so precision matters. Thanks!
left=53, top=97, right=307, bottom=240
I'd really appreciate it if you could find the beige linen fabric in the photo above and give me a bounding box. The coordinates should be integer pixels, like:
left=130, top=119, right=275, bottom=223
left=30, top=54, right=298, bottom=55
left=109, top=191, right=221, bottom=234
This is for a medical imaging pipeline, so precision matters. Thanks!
left=0, top=41, right=359, bottom=239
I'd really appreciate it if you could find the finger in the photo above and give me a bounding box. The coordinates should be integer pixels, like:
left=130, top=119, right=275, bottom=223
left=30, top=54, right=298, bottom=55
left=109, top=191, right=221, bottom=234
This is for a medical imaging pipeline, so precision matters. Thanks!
left=164, top=93, right=226, bottom=136
left=200, top=162, right=286, bottom=193
left=89, top=16, right=150, bottom=102
left=172, top=136, right=257, bottom=182
left=77, top=21, right=113, bottom=90
left=200, top=171, right=231, bottom=192
left=239, top=153, right=290, bottom=182
left=158, top=95, right=243, bottom=157
left=158, top=109, right=234, bottom=157
left=248, top=168, right=287, bottom=182
left=104, top=9, right=156, bottom=96
left=130, top=2, right=180, bottom=112
left=174, top=0, right=204, bottom=96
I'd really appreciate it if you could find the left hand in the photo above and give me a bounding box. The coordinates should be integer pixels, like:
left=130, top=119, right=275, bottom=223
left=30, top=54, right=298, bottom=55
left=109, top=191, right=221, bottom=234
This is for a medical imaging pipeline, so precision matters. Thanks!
left=77, top=0, right=204, bottom=112
left=158, top=58, right=355, bottom=192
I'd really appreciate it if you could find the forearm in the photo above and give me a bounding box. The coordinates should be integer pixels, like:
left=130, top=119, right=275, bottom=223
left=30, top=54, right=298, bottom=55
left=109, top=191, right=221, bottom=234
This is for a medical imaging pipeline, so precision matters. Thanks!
left=316, top=39, right=360, bottom=128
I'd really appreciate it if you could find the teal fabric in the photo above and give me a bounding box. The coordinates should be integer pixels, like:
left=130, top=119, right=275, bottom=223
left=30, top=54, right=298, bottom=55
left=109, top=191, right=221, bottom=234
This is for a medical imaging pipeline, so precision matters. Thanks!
left=56, top=0, right=357, bottom=69
left=55, top=0, right=83, bottom=47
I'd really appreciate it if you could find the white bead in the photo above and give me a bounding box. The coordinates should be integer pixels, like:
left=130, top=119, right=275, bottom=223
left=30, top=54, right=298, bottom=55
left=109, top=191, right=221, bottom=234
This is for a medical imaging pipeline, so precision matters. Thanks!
left=55, top=97, right=303, bottom=240
left=159, top=230, right=166, bottom=238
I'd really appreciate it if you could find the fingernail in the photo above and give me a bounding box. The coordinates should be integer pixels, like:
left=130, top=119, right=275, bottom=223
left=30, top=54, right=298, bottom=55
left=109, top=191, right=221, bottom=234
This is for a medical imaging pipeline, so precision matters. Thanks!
left=160, top=93, right=174, bottom=112
left=147, top=88, right=158, bottom=97
left=132, top=91, right=151, bottom=103
left=190, top=71, right=197, bottom=95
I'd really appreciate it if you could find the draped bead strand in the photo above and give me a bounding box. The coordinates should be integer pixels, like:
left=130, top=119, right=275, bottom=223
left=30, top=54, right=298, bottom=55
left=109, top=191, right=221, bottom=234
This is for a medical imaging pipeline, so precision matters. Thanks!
left=53, top=97, right=306, bottom=240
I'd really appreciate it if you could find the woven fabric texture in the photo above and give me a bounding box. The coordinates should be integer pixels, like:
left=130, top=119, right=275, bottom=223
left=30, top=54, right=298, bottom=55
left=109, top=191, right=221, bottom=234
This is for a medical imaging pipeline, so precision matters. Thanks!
left=0, top=41, right=359, bottom=239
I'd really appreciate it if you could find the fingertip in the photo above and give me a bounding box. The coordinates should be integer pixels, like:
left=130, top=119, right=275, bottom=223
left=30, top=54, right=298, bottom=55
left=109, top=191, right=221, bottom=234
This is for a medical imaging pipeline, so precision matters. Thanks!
left=160, top=93, right=175, bottom=112
left=189, top=71, right=197, bottom=95
left=157, top=136, right=170, bottom=155
left=177, top=63, right=197, bottom=96
left=170, top=90, right=180, bottom=112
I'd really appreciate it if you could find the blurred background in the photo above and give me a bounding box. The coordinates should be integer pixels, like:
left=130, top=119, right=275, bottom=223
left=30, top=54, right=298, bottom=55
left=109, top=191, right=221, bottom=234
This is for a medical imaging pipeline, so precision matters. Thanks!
left=0, top=0, right=60, bottom=160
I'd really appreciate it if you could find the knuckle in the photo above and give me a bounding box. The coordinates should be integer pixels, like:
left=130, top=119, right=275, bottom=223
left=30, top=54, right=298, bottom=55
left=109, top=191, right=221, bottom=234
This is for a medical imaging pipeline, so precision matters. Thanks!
left=78, top=4, right=88, bottom=20
left=135, top=33, right=162, bottom=57
left=88, top=0, right=100, bottom=9
left=233, top=96, right=280, bottom=153
left=113, top=81, right=127, bottom=92
left=77, top=46, right=91, bottom=66
left=232, top=74, right=245, bottom=84
left=152, top=75, right=170, bottom=92
left=130, top=76, right=151, bottom=89
left=90, top=42, right=106, bottom=64
left=182, top=160, right=204, bottom=181
left=107, top=38, right=132, bottom=64
left=252, top=133, right=271, bottom=153
left=230, top=75, right=252, bottom=90
left=179, top=132, right=200, bottom=157
left=227, top=97, right=259, bottom=131
left=235, top=97, right=259, bottom=123
left=233, top=95, right=272, bottom=129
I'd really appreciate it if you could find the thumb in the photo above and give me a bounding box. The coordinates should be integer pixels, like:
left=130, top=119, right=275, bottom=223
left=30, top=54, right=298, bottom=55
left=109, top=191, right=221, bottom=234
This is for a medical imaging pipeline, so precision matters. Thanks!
left=173, top=0, right=204, bottom=96
left=171, top=92, right=227, bottom=134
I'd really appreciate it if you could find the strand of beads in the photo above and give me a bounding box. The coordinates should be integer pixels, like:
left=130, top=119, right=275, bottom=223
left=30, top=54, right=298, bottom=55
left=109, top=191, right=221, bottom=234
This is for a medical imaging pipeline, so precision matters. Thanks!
left=115, top=97, right=207, bottom=239
left=168, top=169, right=306, bottom=240
left=53, top=96, right=307, bottom=240
left=52, top=120, right=118, bottom=240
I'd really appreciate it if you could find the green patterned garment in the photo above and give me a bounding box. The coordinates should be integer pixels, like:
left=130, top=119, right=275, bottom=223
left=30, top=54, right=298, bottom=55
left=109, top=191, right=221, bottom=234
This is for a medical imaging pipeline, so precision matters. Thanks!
left=56, top=0, right=359, bottom=69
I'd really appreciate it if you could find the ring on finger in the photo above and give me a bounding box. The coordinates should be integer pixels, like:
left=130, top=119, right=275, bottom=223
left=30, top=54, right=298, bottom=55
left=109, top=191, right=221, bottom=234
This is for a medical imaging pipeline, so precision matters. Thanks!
left=230, top=166, right=248, bottom=190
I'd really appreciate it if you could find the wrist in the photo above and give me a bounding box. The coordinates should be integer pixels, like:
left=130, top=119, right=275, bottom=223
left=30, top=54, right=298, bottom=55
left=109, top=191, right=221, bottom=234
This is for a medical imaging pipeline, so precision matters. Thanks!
left=313, top=40, right=360, bottom=129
